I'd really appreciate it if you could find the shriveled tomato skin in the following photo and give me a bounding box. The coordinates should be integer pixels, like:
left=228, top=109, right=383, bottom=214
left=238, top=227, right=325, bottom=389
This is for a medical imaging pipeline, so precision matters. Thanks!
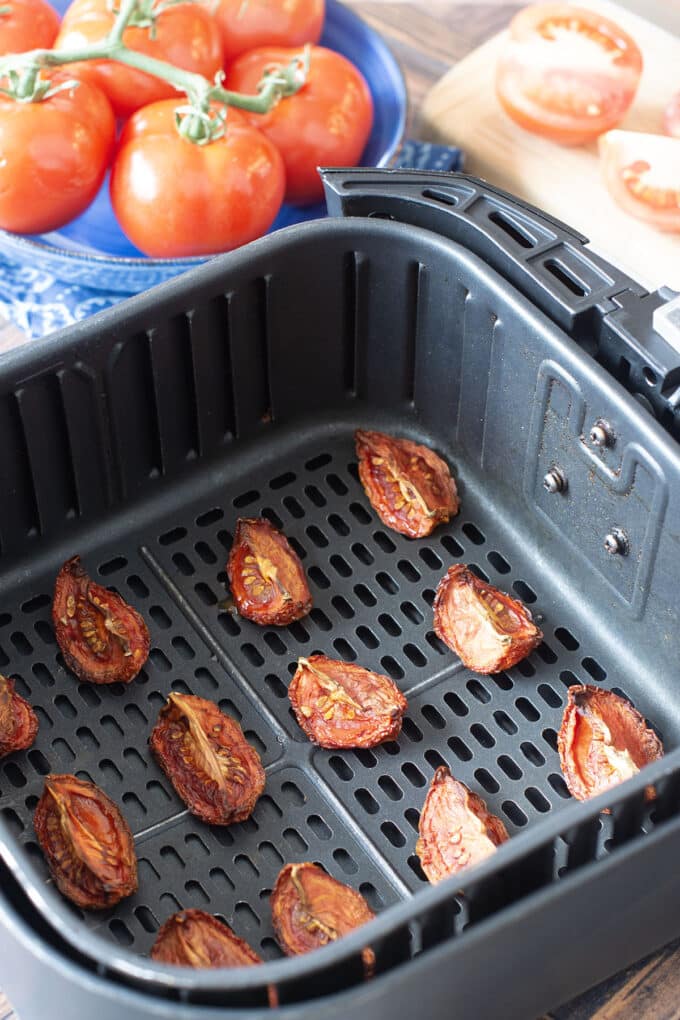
left=227, top=517, right=311, bottom=626
left=416, top=766, right=509, bottom=883
left=289, top=655, right=407, bottom=748
left=53, top=555, right=150, bottom=685
left=152, top=909, right=263, bottom=967
left=355, top=430, right=459, bottom=539
left=150, top=693, right=265, bottom=826
left=271, top=862, right=375, bottom=971
left=0, top=674, right=38, bottom=758
left=558, top=684, right=663, bottom=805
left=34, top=774, right=138, bottom=909
left=433, top=564, right=542, bottom=673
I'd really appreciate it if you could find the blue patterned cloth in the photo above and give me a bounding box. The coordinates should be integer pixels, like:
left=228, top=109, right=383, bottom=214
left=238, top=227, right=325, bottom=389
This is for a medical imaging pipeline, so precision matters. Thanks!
left=0, top=140, right=463, bottom=340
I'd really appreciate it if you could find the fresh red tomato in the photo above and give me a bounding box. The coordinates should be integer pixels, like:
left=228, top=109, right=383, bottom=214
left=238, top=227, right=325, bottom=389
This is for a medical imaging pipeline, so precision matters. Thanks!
left=0, top=72, right=114, bottom=233
left=110, top=98, right=285, bottom=257
left=496, top=4, right=643, bottom=145
left=226, top=45, right=373, bottom=204
left=214, top=0, right=324, bottom=64
left=0, top=0, right=60, bottom=52
left=663, top=91, right=680, bottom=138
left=599, top=130, right=680, bottom=233
left=54, top=0, right=222, bottom=118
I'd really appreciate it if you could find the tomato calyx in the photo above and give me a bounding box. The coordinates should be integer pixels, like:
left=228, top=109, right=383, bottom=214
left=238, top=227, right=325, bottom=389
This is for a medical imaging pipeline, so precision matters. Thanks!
left=258, top=43, right=310, bottom=101
left=0, top=63, right=80, bottom=102
left=174, top=99, right=228, bottom=144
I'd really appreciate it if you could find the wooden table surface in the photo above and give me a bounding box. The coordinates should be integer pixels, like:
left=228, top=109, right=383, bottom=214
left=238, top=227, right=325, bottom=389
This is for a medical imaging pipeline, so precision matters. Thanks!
left=1, top=2, right=679, bottom=1017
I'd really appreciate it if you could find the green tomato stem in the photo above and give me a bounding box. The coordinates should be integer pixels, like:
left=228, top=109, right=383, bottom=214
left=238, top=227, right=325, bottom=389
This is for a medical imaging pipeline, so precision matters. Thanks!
left=0, top=0, right=309, bottom=122
left=0, top=6, right=12, bottom=15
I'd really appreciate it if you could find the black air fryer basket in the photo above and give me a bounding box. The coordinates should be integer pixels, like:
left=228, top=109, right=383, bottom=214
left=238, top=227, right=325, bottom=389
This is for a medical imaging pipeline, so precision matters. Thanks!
left=0, top=169, right=679, bottom=1020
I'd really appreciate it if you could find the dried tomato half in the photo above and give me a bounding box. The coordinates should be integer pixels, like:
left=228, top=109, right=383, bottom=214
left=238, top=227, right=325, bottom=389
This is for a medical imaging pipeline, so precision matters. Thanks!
left=0, top=674, right=38, bottom=758
left=53, top=555, right=150, bottom=684
left=289, top=655, right=407, bottom=748
left=558, top=684, right=663, bottom=804
left=226, top=517, right=312, bottom=626
left=150, top=693, right=265, bottom=825
left=34, top=774, right=138, bottom=909
left=416, top=766, right=509, bottom=883
left=433, top=564, right=542, bottom=673
left=152, top=909, right=263, bottom=967
left=271, top=862, right=375, bottom=972
left=355, top=430, right=459, bottom=539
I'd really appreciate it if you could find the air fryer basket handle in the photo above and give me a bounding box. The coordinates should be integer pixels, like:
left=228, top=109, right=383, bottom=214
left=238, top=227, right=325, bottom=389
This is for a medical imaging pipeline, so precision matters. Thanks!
left=322, top=168, right=680, bottom=438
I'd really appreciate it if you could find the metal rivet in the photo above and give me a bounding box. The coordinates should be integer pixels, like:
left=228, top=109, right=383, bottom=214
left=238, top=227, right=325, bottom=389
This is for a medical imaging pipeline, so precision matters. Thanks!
left=604, top=528, right=629, bottom=556
left=589, top=420, right=614, bottom=448
left=543, top=467, right=567, bottom=494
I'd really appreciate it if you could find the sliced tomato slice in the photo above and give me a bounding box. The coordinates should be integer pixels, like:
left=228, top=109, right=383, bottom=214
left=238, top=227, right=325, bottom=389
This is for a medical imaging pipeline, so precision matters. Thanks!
left=663, top=91, right=680, bottom=139
left=496, top=3, right=642, bottom=145
left=599, top=130, right=680, bottom=232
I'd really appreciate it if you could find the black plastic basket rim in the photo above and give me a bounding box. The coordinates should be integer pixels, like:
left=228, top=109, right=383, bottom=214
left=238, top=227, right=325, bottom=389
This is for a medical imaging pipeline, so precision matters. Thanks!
left=3, top=743, right=679, bottom=994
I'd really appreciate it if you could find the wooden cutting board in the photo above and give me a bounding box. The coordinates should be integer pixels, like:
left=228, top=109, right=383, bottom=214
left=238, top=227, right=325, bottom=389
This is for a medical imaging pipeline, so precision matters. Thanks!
left=421, top=0, right=680, bottom=291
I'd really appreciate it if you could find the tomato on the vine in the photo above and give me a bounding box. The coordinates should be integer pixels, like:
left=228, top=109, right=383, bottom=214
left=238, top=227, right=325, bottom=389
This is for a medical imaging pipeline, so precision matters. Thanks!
left=496, top=4, right=642, bottom=145
left=599, top=130, right=680, bottom=233
left=55, top=0, right=223, bottom=118
left=110, top=98, right=285, bottom=256
left=226, top=45, right=373, bottom=204
left=214, top=0, right=324, bottom=65
left=0, top=72, right=114, bottom=234
left=0, top=0, right=60, bottom=53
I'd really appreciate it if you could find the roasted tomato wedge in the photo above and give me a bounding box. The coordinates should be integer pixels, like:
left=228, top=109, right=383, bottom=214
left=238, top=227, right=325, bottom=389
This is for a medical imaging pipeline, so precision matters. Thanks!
left=226, top=517, right=311, bottom=626
left=271, top=862, right=375, bottom=972
left=289, top=655, right=407, bottom=748
left=355, top=430, right=459, bottom=539
left=34, top=774, right=138, bottom=909
left=0, top=674, right=38, bottom=758
left=496, top=4, right=642, bottom=145
left=558, top=684, right=663, bottom=804
left=150, top=693, right=265, bottom=826
left=53, top=555, right=150, bottom=684
left=433, top=564, right=542, bottom=673
left=416, top=766, right=509, bottom=883
left=599, top=130, right=680, bottom=233
left=152, top=909, right=263, bottom=967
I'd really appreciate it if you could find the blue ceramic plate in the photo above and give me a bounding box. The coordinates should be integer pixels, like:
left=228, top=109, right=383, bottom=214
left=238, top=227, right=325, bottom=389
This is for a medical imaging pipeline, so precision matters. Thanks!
left=0, top=0, right=405, bottom=292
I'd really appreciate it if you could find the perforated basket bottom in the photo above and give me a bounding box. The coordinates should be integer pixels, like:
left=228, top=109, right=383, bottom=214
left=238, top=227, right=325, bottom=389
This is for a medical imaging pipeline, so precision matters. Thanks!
left=0, top=421, right=667, bottom=961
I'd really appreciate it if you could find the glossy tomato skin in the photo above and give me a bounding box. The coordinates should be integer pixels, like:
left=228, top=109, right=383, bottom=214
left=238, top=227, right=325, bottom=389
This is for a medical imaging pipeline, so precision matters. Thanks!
left=215, top=0, right=324, bottom=64
left=416, top=766, right=509, bottom=883
left=558, top=684, right=663, bottom=805
left=271, top=862, right=375, bottom=972
left=289, top=655, right=407, bottom=749
left=433, top=564, right=542, bottom=673
left=53, top=555, right=150, bottom=684
left=496, top=3, right=642, bottom=145
left=355, top=430, right=459, bottom=539
left=225, top=45, right=373, bottom=204
left=0, top=674, right=38, bottom=758
left=55, top=0, right=222, bottom=118
left=34, top=774, right=138, bottom=909
left=599, top=129, right=680, bottom=232
left=0, top=73, right=114, bottom=235
left=227, top=517, right=312, bottom=626
left=152, top=910, right=264, bottom=968
left=110, top=101, right=285, bottom=257
left=0, top=0, right=60, bottom=52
